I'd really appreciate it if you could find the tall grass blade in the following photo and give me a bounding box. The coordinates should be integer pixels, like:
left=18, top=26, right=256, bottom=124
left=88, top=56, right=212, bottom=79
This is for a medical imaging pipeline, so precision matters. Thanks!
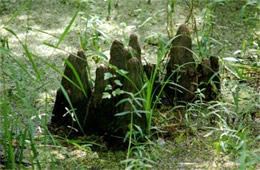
left=64, top=59, right=87, bottom=97
left=28, top=120, right=42, bottom=170
left=3, top=0, right=30, bottom=26
left=4, top=27, right=41, bottom=80
left=23, top=45, right=41, bottom=80
left=56, top=8, right=80, bottom=48
left=0, top=46, right=10, bottom=56
left=33, top=53, right=82, bottom=91
left=2, top=100, right=15, bottom=169
left=18, top=129, right=27, bottom=167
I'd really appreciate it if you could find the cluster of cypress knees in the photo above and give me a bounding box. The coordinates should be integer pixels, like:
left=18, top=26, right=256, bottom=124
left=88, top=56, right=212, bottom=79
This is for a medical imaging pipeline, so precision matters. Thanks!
left=48, top=24, right=220, bottom=143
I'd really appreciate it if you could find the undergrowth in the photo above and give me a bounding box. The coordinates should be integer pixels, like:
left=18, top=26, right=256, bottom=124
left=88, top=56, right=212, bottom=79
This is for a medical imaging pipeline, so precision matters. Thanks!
left=0, top=0, right=259, bottom=169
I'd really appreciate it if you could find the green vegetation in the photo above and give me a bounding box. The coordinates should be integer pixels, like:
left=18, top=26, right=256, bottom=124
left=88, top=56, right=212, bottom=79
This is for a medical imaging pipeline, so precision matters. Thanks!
left=0, top=0, right=259, bottom=169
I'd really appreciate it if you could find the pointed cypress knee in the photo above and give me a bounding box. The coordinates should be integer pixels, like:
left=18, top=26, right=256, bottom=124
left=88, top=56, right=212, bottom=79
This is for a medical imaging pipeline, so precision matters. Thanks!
left=166, top=24, right=197, bottom=104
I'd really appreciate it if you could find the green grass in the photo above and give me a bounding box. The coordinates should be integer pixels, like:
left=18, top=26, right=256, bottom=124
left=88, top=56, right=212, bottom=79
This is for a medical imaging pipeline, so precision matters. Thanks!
left=0, top=0, right=259, bottom=169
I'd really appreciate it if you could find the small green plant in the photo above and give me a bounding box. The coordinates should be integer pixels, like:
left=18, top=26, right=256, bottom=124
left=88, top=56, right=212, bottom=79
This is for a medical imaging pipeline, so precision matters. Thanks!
left=121, top=145, right=155, bottom=169
left=102, top=72, right=125, bottom=99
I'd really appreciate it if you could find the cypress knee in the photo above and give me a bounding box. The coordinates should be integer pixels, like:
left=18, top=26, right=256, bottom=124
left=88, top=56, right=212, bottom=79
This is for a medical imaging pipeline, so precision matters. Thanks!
left=166, top=24, right=197, bottom=104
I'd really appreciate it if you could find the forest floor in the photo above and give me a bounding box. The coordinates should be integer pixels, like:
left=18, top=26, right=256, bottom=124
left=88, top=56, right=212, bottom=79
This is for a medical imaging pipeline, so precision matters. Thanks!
left=0, top=0, right=259, bottom=169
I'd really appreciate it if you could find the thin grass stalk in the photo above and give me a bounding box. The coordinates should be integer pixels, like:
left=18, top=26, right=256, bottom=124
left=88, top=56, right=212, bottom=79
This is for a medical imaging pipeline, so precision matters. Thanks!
left=25, top=0, right=32, bottom=45
left=107, top=0, right=112, bottom=20
left=126, top=107, right=134, bottom=168
left=0, top=37, right=15, bottom=169
left=2, top=101, right=15, bottom=169
left=56, top=7, right=80, bottom=48
left=145, top=37, right=168, bottom=135
left=28, top=120, right=41, bottom=169
left=166, top=0, right=175, bottom=38
left=2, top=0, right=30, bottom=27
left=18, top=129, right=27, bottom=168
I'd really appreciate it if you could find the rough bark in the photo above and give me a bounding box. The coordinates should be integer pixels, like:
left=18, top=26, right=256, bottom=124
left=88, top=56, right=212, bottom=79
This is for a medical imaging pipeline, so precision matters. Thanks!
left=198, top=56, right=220, bottom=101
left=50, top=34, right=146, bottom=140
left=144, top=63, right=156, bottom=80
left=93, top=64, right=110, bottom=109
left=98, top=34, right=146, bottom=137
left=49, top=31, right=221, bottom=143
left=166, top=24, right=197, bottom=104
left=128, top=34, right=141, bottom=61
left=50, top=50, right=91, bottom=134
left=117, top=57, right=146, bottom=134
left=109, top=40, right=129, bottom=71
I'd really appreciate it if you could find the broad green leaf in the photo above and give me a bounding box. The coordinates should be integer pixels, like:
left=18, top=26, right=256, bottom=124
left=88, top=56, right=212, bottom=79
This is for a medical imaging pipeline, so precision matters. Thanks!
left=112, top=88, right=124, bottom=96
left=134, top=124, right=144, bottom=137
left=104, top=72, right=113, bottom=80
left=105, top=84, right=112, bottom=91
left=102, top=92, right=111, bottom=99
left=114, top=79, right=123, bottom=86
left=116, top=69, right=128, bottom=75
